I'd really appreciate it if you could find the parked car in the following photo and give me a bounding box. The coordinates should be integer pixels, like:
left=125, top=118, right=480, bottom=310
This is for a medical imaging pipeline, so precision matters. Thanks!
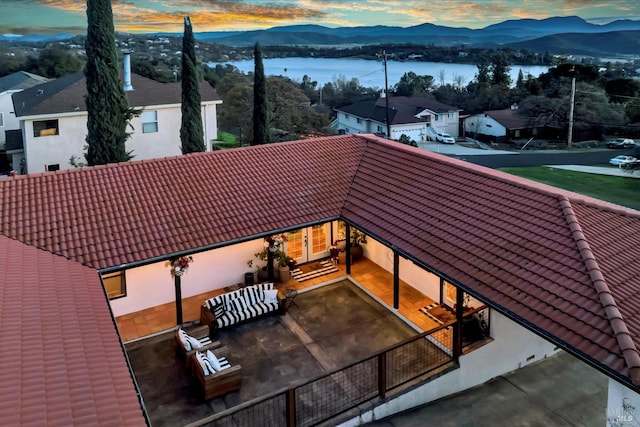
left=436, top=132, right=456, bottom=144
left=609, top=155, right=637, bottom=166
left=608, top=138, right=636, bottom=149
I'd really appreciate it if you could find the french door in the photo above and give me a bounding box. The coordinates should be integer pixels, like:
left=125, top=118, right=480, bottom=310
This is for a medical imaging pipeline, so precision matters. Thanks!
left=287, top=224, right=330, bottom=265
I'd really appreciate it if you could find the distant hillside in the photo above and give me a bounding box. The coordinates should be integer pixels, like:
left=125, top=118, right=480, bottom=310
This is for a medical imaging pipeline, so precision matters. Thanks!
left=197, top=16, right=640, bottom=56
left=505, top=30, right=640, bottom=56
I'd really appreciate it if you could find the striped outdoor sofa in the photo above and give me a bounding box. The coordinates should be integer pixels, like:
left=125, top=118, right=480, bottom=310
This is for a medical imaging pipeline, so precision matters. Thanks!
left=200, top=282, right=280, bottom=335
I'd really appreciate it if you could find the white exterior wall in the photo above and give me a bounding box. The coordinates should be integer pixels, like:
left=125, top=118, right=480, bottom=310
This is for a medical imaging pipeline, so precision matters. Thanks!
left=21, top=102, right=220, bottom=173
left=607, top=379, right=640, bottom=426
left=109, top=239, right=264, bottom=317
left=335, top=111, right=374, bottom=135
left=430, top=110, right=459, bottom=137
left=23, top=112, right=88, bottom=172
left=464, top=114, right=505, bottom=138
left=0, top=91, right=20, bottom=145
left=342, top=309, right=562, bottom=426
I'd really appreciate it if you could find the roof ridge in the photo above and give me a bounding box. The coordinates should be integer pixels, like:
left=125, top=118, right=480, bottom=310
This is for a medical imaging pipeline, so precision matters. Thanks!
left=559, top=195, right=640, bottom=384
left=338, top=134, right=377, bottom=218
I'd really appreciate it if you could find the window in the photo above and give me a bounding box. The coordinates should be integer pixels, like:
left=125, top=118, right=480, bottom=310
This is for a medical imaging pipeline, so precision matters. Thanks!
left=141, top=110, right=158, bottom=133
left=33, top=119, right=59, bottom=137
left=46, top=164, right=60, bottom=172
left=356, top=118, right=362, bottom=124
left=448, top=112, right=455, bottom=119
left=102, top=271, right=126, bottom=299
left=344, top=114, right=350, bottom=121
left=434, top=114, right=440, bottom=121
left=0, top=112, right=4, bottom=127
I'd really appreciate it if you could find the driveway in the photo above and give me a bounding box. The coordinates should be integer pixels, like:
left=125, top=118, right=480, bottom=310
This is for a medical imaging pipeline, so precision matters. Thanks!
left=366, top=351, right=608, bottom=427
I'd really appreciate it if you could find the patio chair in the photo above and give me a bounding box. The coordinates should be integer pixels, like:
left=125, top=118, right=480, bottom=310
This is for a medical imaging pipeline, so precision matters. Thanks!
left=191, top=346, right=242, bottom=400
left=175, top=325, right=222, bottom=369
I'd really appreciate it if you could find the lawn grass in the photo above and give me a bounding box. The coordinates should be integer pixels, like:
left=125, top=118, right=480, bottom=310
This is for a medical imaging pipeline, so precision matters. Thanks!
left=213, top=131, right=241, bottom=149
left=499, top=166, right=640, bottom=210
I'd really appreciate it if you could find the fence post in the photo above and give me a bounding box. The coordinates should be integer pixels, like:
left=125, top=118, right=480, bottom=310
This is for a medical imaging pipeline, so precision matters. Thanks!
left=286, top=389, right=296, bottom=427
left=453, top=289, right=464, bottom=363
left=378, top=352, right=387, bottom=399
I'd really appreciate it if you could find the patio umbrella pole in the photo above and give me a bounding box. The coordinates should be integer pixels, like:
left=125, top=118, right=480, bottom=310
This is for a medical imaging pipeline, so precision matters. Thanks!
left=175, top=274, right=183, bottom=325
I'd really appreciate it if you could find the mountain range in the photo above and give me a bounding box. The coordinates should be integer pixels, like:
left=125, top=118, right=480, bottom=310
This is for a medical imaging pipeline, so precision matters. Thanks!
left=193, top=16, right=640, bottom=56
left=3, top=16, right=640, bottom=56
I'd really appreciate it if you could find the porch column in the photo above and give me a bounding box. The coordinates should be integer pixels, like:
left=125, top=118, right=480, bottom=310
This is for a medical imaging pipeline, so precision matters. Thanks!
left=267, top=249, right=275, bottom=281
left=453, top=287, right=464, bottom=363
left=393, top=250, right=399, bottom=309
left=174, top=274, right=183, bottom=325
left=345, top=223, right=352, bottom=275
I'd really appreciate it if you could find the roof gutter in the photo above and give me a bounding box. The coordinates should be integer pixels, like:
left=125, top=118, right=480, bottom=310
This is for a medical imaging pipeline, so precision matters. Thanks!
left=98, top=216, right=340, bottom=275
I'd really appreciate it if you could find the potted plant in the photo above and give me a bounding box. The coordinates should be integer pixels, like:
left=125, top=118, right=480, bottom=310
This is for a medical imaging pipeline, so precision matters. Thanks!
left=275, top=249, right=290, bottom=282
left=336, top=221, right=366, bottom=260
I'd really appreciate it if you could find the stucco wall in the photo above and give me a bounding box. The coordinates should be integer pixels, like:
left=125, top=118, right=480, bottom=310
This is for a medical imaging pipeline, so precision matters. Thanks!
left=0, top=92, right=20, bottom=144
left=607, top=379, right=640, bottom=426
left=22, top=102, right=219, bottom=172
left=342, top=309, right=561, bottom=426
left=109, top=239, right=264, bottom=317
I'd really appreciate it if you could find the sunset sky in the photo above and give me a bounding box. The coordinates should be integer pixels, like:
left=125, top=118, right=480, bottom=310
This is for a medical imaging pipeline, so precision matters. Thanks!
left=1, top=0, right=639, bottom=35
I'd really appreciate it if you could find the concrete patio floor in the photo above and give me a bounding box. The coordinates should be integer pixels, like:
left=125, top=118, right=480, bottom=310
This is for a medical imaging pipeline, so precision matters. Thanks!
left=125, top=279, right=419, bottom=426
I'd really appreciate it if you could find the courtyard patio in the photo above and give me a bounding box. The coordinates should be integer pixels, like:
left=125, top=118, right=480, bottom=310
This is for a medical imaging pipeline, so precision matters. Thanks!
left=125, top=278, right=454, bottom=426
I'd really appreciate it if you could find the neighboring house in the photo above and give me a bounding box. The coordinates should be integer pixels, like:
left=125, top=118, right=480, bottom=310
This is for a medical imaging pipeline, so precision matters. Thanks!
left=464, top=104, right=535, bottom=143
left=334, top=96, right=461, bottom=142
left=0, top=71, right=49, bottom=173
left=1, top=134, right=640, bottom=425
left=11, top=67, right=221, bottom=173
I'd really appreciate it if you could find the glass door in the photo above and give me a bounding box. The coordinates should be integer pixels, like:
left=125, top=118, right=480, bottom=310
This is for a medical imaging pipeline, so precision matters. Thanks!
left=287, top=225, right=330, bottom=265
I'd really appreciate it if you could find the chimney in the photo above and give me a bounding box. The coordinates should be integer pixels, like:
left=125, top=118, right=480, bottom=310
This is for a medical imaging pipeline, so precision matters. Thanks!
left=123, top=50, right=133, bottom=91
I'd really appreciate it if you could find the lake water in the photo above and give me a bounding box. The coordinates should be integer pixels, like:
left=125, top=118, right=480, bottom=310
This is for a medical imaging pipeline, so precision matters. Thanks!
left=209, top=57, right=549, bottom=89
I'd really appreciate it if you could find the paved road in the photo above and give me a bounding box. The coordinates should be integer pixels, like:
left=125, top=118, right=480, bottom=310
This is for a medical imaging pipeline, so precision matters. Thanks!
left=418, top=141, right=637, bottom=169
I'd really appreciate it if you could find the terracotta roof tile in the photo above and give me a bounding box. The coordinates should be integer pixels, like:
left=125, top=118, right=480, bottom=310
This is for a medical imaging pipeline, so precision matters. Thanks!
left=2, top=133, right=640, bottom=417
left=0, top=235, right=145, bottom=426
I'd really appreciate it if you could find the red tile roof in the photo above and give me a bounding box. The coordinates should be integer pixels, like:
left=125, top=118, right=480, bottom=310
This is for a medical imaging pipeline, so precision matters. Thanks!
left=2, top=133, right=640, bottom=421
left=0, top=136, right=363, bottom=268
left=0, top=235, right=146, bottom=426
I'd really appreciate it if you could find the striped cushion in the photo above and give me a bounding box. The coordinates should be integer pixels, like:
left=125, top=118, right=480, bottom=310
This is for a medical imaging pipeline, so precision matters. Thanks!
left=212, top=303, right=225, bottom=318
left=243, top=286, right=261, bottom=306
left=231, top=296, right=248, bottom=312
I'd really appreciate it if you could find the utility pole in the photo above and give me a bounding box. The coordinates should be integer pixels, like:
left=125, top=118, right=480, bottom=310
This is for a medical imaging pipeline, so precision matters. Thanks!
left=383, top=50, right=390, bottom=139
left=567, top=76, right=576, bottom=149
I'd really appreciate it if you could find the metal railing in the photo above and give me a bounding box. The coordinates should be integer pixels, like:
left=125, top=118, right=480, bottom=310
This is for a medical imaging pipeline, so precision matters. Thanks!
left=191, top=324, right=454, bottom=427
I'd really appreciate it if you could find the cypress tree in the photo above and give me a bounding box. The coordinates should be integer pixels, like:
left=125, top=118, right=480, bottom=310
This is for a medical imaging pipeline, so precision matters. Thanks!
left=252, top=42, right=269, bottom=145
left=180, top=16, right=205, bottom=153
left=85, top=0, right=135, bottom=165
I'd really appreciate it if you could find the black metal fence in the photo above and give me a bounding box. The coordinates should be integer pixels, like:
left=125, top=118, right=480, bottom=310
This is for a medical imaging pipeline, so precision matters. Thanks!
left=191, top=324, right=453, bottom=427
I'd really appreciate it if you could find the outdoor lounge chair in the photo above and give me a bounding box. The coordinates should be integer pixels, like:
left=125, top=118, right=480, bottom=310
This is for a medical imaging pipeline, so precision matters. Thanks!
left=175, top=325, right=222, bottom=369
left=191, top=346, right=242, bottom=400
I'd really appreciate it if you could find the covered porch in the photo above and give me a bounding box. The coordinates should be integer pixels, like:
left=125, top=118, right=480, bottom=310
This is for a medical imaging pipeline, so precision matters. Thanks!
left=116, top=257, right=480, bottom=344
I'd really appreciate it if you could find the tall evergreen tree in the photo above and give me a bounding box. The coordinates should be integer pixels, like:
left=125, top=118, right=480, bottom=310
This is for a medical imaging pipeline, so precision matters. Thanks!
left=85, top=0, right=135, bottom=165
left=180, top=16, right=204, bottom=153
left=252, top=42, right=269, bottom=145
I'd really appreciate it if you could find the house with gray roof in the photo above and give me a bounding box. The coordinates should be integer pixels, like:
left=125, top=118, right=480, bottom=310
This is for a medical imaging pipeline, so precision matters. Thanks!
left=1, top=134, right=640, bottom=425
left=11, top=66, right=221, bottom=174
left=463, top=105, right=535, bottom=143
left=334, top=96, right=461, bottom=142
left=0, top=71, right=49, bottom=174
